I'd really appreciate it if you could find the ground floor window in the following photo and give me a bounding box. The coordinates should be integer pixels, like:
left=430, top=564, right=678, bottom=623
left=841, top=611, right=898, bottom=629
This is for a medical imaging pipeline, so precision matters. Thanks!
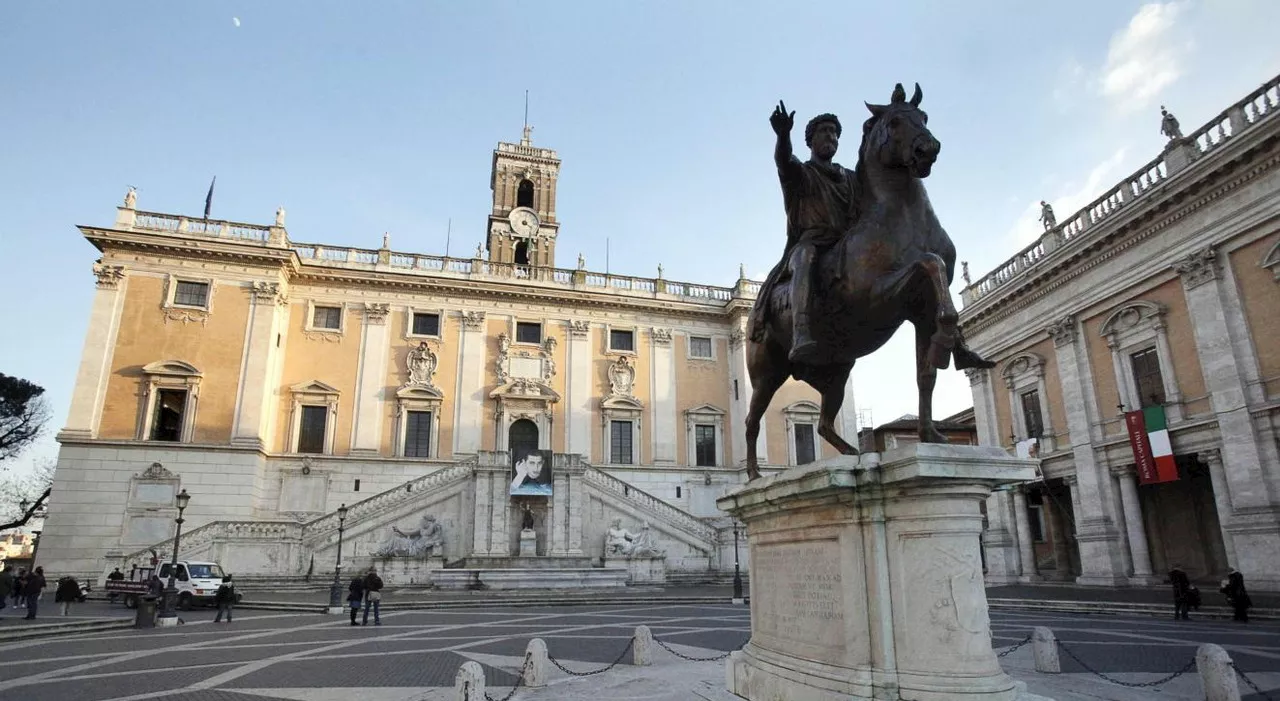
left=611, top=420, right=634, bottom=464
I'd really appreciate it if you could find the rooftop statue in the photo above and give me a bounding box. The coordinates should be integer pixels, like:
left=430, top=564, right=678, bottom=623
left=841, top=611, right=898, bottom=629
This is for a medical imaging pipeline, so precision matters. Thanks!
left=1039, top=201, right=1056, bottom=231
left=1160, top=106, right=1183, bottom=141
left=745, top=84, right=995, bottom=480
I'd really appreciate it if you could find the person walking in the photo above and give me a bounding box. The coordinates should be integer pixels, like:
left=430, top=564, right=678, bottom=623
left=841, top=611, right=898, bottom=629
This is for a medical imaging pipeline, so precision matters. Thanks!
left=23, top=566, right=47, bottom=620
left=11, top=568, right=26, bottom=609
left=361, top=567, right=383, bottom=626
left=347, top=574, right=365, bottom=626
left=1167, top=564, right=1192, bottom=620
left=0, top=565, right=12, bottom=617
left=106, top=567, right=124, bottom=603
left=55, top=575, right=80, bottom=616
left=1221, top=568, right=1252, bottom=622
left=213, top=575, right=235, bottom=623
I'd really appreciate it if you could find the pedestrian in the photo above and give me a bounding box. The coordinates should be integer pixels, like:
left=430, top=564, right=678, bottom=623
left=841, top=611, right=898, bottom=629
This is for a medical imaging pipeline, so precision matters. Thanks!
left=1220, top=568, right=1252, bottom=623
left=362, top=567, right=383, bottom=626
left=11, top=568, right=26, bottom=609
left=23, top=566, right=47, bottom=620
left=347, top=574, right=365, bottom=627
left=0, top=565, right=12, bottom=616
left=1167, top=563, right=1191, bottom=620
left=106, top=567, right=124, bottom=603
left=213, top=574, right=235, bottom=623
left=55, top=575, right=80, bottom=616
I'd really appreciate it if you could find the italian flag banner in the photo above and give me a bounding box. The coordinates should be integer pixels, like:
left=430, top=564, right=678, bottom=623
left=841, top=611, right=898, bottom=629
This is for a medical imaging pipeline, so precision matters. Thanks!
left=1125, top=406, right=1178, bottom=485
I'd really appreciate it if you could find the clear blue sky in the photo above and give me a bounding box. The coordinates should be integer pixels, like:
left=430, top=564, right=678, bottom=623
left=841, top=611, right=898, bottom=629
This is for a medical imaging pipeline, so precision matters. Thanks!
left=2, top=1, right=1277, bottom=477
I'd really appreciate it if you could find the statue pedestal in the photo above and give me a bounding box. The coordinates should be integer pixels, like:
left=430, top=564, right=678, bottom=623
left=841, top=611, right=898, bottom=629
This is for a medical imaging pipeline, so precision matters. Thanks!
left=717, top=444, right=1043, bottom=701
left=519, top=529, right=538, bottom=557
left=602, top=555, right=666, bottom=584
left=373, top=555, right=445, bottom=586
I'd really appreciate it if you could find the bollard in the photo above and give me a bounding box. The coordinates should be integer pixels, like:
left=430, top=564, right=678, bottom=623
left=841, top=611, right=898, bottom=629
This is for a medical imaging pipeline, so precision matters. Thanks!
left=1031, top=627, right=1060, bottom=674
left=524, top=638, right=548, bottom=688
left=1196, top=644, right=1241, bottom=701
left=633, top=625, right=654, bottom=666
left=454, top=660, right=485, bottom=701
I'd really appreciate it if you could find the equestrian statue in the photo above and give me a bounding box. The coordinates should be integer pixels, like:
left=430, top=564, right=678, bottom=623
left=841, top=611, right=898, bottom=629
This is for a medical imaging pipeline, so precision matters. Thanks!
left=745, top=83, right=995, bottom=480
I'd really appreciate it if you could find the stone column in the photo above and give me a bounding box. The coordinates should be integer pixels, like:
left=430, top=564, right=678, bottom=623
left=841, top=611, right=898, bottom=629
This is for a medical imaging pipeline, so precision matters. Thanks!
left=549, top=469, right=569, bottom=555
left=472, top=469, right=492, bottom=556
left=231, top=282, right=288, bottom=449
left=1011, top=486, right=1038, bottom=581
left=350, top=303, right=391, bottom=454
left=488, top=463, right=510, bottom=555
left=453, top=311, right=487, bottom=455
left=1198, top=449, right=1238, bottom=569
left=565, top=320, right=592, bottom=459
left=1115, top=467, right=1154, bottom=578
left=1047, top=314, right=1128, bottom=585
left=981, top=488, right=1021, bottom=583
left=728, top=318, right=764, bottom=464
left=60, top=263, right=129, bottom=440
left=1177, top=247, right=1280, bottom=584
left=650, top=328, right=676, bottom=464
left=565, top=456, right=586, bottom=555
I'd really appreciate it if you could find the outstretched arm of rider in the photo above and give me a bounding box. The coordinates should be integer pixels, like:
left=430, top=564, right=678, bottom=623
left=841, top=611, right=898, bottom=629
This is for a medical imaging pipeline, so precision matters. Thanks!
left=772, top=100, right=802, bottom=186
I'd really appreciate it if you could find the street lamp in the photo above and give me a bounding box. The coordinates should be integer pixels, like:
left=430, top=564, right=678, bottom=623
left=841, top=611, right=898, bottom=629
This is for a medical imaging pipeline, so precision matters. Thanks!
left=157, top=489, right=191, bottom=625
left=328, top=504, right=349, bottom=612
left=732, top=521, right=745, bottom=604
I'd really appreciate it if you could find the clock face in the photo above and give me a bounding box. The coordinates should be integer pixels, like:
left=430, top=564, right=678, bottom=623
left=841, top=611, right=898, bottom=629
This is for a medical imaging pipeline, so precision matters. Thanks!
left=509, top=207, right=540, bottom=237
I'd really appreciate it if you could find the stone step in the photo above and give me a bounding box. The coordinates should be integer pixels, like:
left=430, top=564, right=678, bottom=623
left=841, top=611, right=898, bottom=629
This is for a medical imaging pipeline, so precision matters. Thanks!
left=433, top=567, right=629, bottom=590
left=988, top=597, right=1280, bottom=620
left=3, top=618, right=135, bottom=642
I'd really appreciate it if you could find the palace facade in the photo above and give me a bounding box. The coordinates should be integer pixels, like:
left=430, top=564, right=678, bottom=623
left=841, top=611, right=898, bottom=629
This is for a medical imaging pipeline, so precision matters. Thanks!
left=962, top=75, right=1280, bottom=590
left=38, top=129, right=856, bottom=583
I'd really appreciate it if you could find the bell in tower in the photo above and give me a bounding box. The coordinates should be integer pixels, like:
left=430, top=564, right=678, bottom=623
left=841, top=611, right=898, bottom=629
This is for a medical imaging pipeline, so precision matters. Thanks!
left=487, top=125, right=561, bottom=268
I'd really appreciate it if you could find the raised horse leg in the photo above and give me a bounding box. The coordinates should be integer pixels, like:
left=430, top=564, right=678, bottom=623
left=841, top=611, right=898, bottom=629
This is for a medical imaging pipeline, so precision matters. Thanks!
left=745, top=343, right=788, bottom=481
left=815, top=364, right=859, bottom=455
left=915, top=253, right=960, bottom=370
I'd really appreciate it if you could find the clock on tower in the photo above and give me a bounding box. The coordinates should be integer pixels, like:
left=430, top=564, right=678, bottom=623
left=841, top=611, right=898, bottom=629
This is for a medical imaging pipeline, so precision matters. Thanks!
left=486, top=128, right=561, bottom=267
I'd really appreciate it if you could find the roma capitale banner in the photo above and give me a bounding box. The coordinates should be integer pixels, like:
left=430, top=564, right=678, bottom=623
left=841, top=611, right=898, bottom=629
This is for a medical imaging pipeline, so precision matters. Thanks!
left=1125, top=406, right=1178, bottom=484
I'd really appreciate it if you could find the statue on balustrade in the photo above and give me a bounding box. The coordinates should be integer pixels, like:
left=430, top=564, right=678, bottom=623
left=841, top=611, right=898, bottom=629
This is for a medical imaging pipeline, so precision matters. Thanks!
left=371, top=513, right=444, bottom=558
left=1039, top=201, right=1056, bottom=231
left=124, top=186, right=137, bottom=210
left=1160, top=106, right=1183, bottom=141
left=275, top=206, right=287, bottom=227
left=629, top=523, right=666, bottom=558
left=604, top=518, right=636, bottom=557
left=744, top=84, right=996, bottom=480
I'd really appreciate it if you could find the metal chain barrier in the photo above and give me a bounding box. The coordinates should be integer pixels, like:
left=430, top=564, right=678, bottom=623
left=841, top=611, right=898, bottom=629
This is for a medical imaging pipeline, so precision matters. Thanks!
left=653, top=634, right=745, bottom=662
left=1233, top=663, right=1276, bottom=701
left=548, top=636, right=636, bottom=677
left=484, top=655, right=532, bottom=701
left=996, top=634, right=1033, bottom=659
left=1058, top=641, right=1197, bottom=688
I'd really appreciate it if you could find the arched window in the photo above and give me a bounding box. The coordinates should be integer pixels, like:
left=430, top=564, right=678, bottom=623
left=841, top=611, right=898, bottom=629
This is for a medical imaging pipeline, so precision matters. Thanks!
left=509, top=419, right=539, bottom=458
left=514, top=239, right=530, bottom=266
left=516, top=179, right=535, bottom=209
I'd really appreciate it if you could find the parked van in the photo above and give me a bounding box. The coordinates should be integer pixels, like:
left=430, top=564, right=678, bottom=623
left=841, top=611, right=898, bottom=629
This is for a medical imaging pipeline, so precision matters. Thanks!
left=156, top=561, right=238, bottom=609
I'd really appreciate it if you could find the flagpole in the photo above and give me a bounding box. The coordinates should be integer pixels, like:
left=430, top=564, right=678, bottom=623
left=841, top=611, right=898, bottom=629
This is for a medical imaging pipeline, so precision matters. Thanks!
left=445, top=218, right=452, bottom=258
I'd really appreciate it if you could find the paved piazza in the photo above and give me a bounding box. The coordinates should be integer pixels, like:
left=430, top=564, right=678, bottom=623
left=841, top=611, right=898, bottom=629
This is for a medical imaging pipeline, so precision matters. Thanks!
left=0, top=604, right=1276, bottom=700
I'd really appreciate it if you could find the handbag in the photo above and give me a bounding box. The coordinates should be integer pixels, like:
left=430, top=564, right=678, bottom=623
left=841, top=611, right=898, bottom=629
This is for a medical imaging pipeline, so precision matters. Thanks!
left=368, top=590, right=382, bottom=602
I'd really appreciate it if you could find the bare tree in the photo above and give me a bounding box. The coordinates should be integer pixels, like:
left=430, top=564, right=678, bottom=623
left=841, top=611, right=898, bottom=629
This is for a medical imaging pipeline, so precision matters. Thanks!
left=0, top=373, right=50, bottom=465
left=0, top=458, right=55, bottom=531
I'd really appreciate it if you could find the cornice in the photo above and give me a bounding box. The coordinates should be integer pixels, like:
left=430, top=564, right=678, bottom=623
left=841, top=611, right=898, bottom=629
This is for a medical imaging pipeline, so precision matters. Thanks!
left=81, top=227, right=297, bottom=270
left=961, top=137, right=1280, bottom=338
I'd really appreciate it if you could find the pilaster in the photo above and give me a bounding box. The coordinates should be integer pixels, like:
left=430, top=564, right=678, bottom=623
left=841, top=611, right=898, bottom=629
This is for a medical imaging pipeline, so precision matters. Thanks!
left=453, top=311, right=487, bottom=455
left=350, top=303, right=391, bottom=454
left=231, top=281, right=288, bottom=449
left=61, top=263, right=129, bottom=440
left=649, top=327, right=677, bottom=464
left=1047, top=315, right=1127, bottom=583
left=728, top=319, right=765, bottom=464
left=965, top=368, right=1000, bottom=447
left=472, top=469, right=492, bottom=556
left=488, top=463, right=510, bottom=555
left=565, top=456, right=586, bottom=556
left=981, top=488, right=1021, bottom=584
left=565, top=320, right=592, bottom=459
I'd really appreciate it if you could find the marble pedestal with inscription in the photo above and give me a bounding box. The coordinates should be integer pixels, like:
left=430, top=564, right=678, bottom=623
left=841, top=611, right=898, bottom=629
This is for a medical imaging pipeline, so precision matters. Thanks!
left=717, top=444, right=1044, bottom=701
left=519, top=529, right=537, bottom=557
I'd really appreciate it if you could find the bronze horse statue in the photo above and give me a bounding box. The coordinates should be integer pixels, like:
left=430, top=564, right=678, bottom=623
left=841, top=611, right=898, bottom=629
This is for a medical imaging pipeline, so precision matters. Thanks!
left=745, top=83, right=994, bottom=480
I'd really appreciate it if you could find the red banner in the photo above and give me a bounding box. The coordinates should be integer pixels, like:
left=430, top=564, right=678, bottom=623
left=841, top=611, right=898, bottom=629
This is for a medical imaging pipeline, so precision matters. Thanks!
left=1125, top=410, right=1158, bottom=484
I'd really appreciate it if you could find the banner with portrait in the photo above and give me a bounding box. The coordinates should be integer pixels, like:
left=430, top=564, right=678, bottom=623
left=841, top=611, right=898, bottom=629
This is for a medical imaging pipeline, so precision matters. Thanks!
left=510, top=448, right=554, bottom=496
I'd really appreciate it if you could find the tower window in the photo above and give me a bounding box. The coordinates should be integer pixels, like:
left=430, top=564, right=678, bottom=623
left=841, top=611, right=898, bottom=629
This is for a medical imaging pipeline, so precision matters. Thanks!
left=517, top=179, right=535, bottom=209
left=514, top=240, right=530, bottom=266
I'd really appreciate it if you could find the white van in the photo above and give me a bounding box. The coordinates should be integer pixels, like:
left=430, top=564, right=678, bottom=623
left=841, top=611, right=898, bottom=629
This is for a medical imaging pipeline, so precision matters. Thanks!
left=156, top=560, right=238, bottom=609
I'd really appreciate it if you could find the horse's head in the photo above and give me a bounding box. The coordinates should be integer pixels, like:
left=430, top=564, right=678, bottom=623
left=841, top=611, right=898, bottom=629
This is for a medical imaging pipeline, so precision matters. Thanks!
left=861, top=83, right=940, bottom=178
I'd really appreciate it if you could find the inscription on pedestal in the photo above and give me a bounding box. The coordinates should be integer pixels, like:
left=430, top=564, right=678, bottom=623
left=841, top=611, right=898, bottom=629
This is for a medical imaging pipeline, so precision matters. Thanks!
left=754, top=540, right=845, bottom=651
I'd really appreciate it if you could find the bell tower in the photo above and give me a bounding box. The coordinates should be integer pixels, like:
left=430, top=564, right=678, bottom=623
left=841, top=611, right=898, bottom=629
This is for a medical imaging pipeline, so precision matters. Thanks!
left=487, top=126, right=561, bottom=267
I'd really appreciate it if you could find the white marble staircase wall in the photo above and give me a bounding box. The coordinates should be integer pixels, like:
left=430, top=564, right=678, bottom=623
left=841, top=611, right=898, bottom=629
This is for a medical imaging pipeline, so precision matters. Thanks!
left=255, top=456, right=462, bottom=520
left=305, top=485, right=472, bottom=574
left=583, top=491, right=715, bottom=572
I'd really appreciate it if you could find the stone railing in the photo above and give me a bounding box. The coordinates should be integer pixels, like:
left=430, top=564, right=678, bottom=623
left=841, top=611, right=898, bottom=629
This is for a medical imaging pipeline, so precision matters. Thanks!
left=583, top=467, right=718, bottom=545
left=118, top=519, right=301, bottom=565
left=964, top=73, right=1279, bottom=307
left=300, top=459, right=475, bottom=544
left=293, top=241, right=752, bottom=305
left=130, top=211, right=274, bottom=244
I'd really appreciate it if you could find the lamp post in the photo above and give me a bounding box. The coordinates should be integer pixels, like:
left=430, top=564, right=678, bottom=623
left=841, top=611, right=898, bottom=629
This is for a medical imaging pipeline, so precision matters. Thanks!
left=732, top=522, right=745, bottom=604
left=327, top=504, right=349, bottom=613
left=157, top=489, right=191, bottom=626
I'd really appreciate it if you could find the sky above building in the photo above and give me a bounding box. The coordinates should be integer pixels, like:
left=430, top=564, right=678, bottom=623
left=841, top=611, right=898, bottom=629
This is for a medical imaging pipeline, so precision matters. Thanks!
left=2, top=1, right=1277, bottom=476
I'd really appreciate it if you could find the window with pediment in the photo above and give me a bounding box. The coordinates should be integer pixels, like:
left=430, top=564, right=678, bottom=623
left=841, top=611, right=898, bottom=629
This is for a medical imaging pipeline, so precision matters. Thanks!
left=1000, top=353, right=1053, bottom=444
left=288, top=381, right=340, bottom=454
left=137, top=361, right=201, bottom=443
left=684, top=404, right=726, bottom=467
left=783, top=401, right=821, bottom=466
left=1099, top=300, right=1181, bottom=417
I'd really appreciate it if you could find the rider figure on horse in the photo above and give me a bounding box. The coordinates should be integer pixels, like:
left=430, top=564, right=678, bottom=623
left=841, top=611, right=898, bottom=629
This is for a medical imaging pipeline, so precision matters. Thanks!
left=753, top=102, right=859, bottom=365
